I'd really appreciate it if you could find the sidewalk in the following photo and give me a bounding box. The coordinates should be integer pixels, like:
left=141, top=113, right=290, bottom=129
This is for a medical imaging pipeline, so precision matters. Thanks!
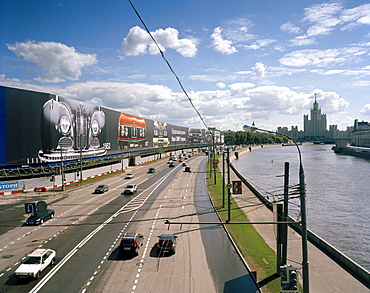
left=227, top=147, right=369, bottom=293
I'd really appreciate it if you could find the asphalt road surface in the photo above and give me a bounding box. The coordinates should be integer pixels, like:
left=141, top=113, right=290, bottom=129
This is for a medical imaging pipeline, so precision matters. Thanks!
left=0, top=155, right=259, bottom=293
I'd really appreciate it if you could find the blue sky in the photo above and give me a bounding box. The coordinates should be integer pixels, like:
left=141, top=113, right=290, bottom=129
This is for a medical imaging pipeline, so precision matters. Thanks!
left=1, top=0, right=370, bottom=131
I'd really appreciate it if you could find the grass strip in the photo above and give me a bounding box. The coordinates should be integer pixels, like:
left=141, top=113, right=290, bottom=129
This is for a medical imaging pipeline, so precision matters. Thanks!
left=206, top=161, right=280, bottom=293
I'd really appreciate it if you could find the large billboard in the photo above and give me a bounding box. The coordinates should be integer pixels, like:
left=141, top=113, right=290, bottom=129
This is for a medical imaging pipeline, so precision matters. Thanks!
left=0, top=86, right=213, bottom=167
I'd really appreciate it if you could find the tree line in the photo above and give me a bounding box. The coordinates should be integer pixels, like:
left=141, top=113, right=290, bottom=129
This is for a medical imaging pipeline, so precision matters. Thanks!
left=223, top=131, right=288, bottom=146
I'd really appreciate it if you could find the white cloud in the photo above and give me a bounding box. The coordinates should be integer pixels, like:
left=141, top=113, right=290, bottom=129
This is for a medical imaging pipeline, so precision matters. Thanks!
left=289, top=36, right=317, bottom=47
left=313, top=89, right=349, bottom=114
left=189, top=74, right=239, bottom=83
left=279, top=47, right=369, bottom=67
left=120, top=26, right=198, bottom=57
left=303, top=2, right=343, bottom=37
left=289, top=2, right=370, bottom=45
left=253, top=62, right=266, bottom=77
left=256, top=39, right=276, bottom=47
left=360, top=104, right=370, bottom=115
left=244, top=86, right=310, bottom=115
left=281, top=22, right=302, bottom=34
left=340, top=3, right=370, bottom=30
left=210, top=27, right=237, bottom=55
left=267, top=66, right=306, bottom=77
left=306, top=18, right=341, bottom=37
left=243, top=44, right=260, bottom=50
left=221, top=18, right=256, bottom=42
left=228, top=82, right=255, bottom=95
left=7, top=41, right=97, bottom=83
left=287, top=2, right=343, bottom=46
left=216, top=82, right=227, bottom=89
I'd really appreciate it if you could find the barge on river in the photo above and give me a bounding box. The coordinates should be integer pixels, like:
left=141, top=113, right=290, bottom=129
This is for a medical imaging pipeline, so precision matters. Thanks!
left=332, top=145, right=370, bottom=159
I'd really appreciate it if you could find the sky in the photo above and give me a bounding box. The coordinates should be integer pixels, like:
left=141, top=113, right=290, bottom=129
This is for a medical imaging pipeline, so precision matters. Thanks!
left=1, top=0, right=370, bottom=132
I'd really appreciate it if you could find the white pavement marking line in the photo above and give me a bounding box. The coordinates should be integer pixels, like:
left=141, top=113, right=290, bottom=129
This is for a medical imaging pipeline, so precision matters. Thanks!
left=131, top=204, right=162, bottom=292
left=77, top=171, right=176, bottom=293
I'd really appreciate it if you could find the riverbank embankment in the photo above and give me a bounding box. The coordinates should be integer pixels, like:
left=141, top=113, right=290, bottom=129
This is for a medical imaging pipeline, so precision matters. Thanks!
left=227, top=146, right=369, bottom=292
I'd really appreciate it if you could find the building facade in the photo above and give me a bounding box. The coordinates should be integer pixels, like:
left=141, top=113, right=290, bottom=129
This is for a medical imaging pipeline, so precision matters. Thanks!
left=303, top=96, right=327, bottom=140
left=352, top=119, right=370, bottom=147
left=277, top=96, right=351, bottom=141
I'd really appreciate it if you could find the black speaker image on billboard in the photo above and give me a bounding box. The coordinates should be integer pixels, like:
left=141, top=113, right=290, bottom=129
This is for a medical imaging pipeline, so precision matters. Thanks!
left=39, top=96, right=107, bottom=163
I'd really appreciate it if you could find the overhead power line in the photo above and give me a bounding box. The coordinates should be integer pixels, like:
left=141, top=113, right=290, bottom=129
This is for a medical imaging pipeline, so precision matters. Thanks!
left=127, top=0, right=211, bottom=133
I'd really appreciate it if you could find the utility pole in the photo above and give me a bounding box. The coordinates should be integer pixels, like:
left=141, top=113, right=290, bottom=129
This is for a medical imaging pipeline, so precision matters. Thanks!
left=276, top=202, right=283, bottom=272
left=227, top=148, right=231, bottom=222
left=222, top=151, right=225, bottom=208
left=300, top=163, right=310, bottom=293
left=212, top=132, right=216, bottom=185
left=282, top=162, right=289, bottom=266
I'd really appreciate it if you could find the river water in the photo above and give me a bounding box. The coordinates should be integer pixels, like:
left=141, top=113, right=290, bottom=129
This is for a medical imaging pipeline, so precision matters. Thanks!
left=232, top=144, right=370, bottom=271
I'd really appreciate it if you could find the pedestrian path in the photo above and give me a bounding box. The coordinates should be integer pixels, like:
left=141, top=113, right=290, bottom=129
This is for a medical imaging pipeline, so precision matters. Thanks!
left=227, top=147, right=369, bottom=293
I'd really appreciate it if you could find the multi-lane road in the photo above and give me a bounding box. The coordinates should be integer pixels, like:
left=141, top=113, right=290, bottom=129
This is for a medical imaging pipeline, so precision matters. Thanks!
left=0, top=155, right=259, bottom=293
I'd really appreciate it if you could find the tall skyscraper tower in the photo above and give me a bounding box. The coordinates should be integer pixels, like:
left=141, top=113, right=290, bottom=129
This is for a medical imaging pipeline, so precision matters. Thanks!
left=303, top=94, right=327, bottom=139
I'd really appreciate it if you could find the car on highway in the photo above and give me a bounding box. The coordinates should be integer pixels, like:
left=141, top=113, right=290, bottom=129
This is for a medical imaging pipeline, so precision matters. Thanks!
left=182, top=162, right=187, bottom=166
left=169, top=162, right=175, bottom=167
left=184, top=166, right=191, bottom=172
left=157, top=234, right=177, bottom=255
left=125, top=173, right=134, bottom=179
left=94, top=184, right=109, bottom=193
left=148, top=167, right=155, bottom=173
left=122, top=184, right=137, bottom=195
left=26, top=209, right=55, bottom=225
left=14, top=248, right=56, bottom=279
left=119, top=233, right=144, bottom=256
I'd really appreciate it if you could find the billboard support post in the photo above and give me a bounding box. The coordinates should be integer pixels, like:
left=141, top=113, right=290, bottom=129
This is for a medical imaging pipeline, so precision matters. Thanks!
left=61, top=148, right=65, bottom=191
left=79, top=134, right=83, bottom=184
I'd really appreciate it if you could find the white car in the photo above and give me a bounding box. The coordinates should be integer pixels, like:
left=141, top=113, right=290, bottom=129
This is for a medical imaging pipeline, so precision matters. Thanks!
left=122, top=184, right=138, bottom=195
left=15, top=248, right=56, bottom=279
left=125, top=173, right=134, bottom=179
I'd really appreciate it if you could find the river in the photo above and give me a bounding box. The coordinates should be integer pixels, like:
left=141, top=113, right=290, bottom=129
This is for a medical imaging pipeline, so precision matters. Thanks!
left=232, top=143, right=370, bottom=271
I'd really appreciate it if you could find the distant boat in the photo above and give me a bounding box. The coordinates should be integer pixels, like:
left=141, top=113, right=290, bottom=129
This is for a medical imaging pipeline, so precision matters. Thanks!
left=282, top=140, right=301, bottom=146
left=332, top=145, right=370, bottom=159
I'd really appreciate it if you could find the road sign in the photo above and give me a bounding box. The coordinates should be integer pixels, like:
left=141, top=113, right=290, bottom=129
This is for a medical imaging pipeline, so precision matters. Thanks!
left=232, top=180, right=242, bottom=194
left=24, top=203, right=37, bottom=214
left=36, top=201, right=47, bottom=212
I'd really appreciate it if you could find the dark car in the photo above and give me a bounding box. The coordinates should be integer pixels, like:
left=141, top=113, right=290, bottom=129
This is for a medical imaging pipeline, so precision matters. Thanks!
left=94, top=184, right=108, bottom=193
left=157, top=234, right=177, bottom=255
left=184, top=166, right=191, bottom=172
left=26, top=209, right=55, bottom=225
left=169, top=162, right=175, bottom=167
left=119, top=233, right=144, bottom=256
left=148, top=167, right=155, bottom=173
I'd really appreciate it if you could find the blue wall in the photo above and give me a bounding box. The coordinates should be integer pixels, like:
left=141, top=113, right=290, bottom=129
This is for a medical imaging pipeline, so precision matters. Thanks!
left=0, top=86, right=6, bottom=166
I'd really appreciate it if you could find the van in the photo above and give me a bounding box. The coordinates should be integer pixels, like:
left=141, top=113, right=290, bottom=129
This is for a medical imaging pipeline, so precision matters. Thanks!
left=119, top=233, right=144, bottom=256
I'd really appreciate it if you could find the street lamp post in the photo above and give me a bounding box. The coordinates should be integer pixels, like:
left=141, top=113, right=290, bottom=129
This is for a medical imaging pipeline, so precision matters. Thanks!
left=244, top=124, right=309, bottom=293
